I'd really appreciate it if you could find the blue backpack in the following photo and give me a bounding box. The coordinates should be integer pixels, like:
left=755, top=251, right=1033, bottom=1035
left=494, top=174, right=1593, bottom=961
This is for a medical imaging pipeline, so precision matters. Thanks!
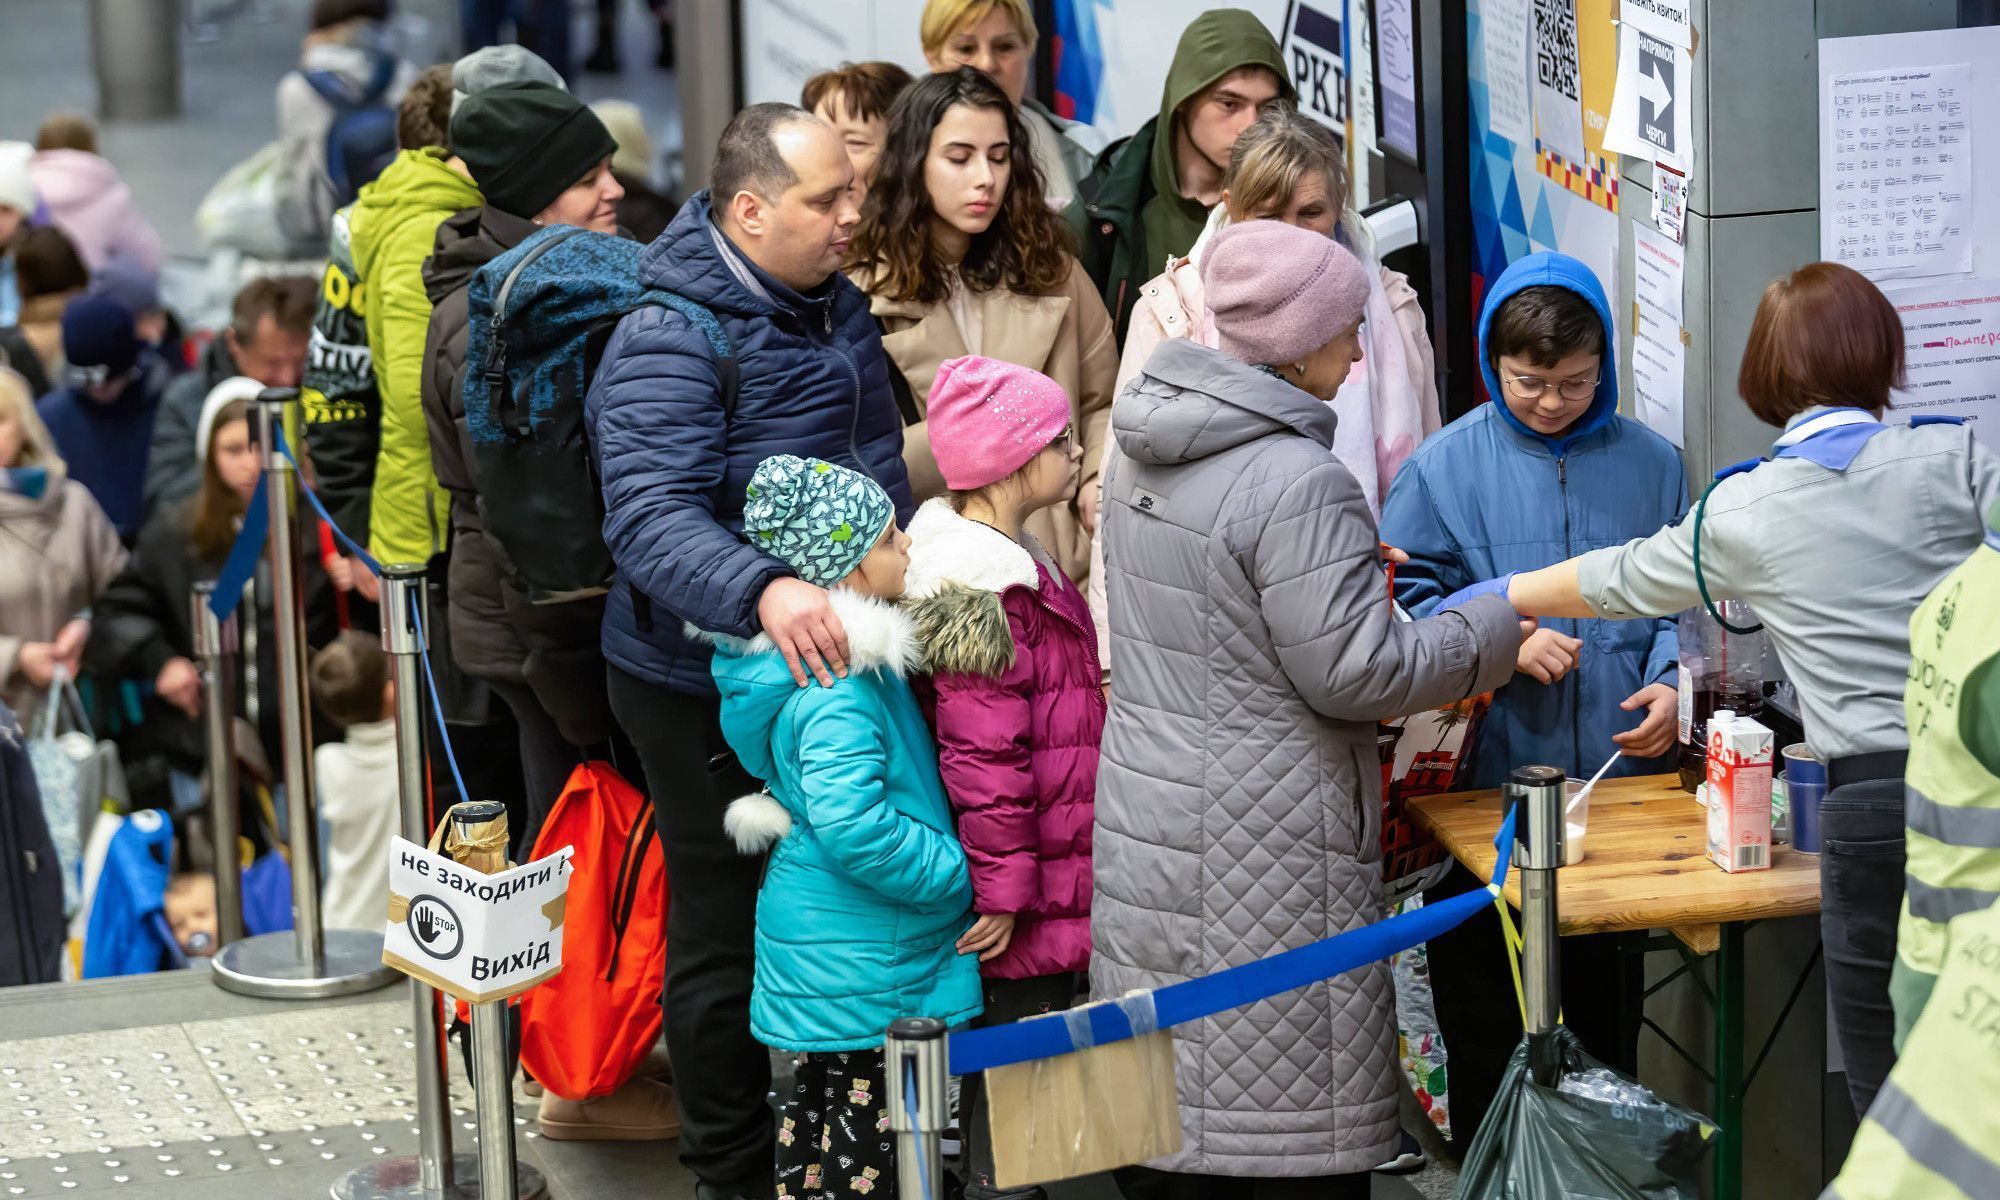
left=303, top=54, right=400, bottom=209
left=463, top=225, right=736, bottom=602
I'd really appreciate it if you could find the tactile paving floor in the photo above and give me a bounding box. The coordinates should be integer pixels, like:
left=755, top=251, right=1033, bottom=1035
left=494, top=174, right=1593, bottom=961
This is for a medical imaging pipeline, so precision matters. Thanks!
left=0, top=1000, right=539, bottom=1197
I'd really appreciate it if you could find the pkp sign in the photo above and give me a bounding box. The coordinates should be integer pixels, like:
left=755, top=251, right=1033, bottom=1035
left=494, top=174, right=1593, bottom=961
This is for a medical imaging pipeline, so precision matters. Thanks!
left=1281, top=2, right=1346, bottom=133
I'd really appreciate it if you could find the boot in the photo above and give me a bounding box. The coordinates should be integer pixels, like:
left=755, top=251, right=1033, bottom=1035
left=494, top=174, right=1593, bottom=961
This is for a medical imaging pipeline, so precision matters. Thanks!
left=537, top=1076, right=682, bottom=1141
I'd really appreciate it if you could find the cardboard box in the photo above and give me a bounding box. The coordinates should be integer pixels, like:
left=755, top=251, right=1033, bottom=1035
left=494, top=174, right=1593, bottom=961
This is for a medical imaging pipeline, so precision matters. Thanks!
left=1706, top=713, right=1773, bottom=872
left=987, top=1012, right=1180, bottom=1189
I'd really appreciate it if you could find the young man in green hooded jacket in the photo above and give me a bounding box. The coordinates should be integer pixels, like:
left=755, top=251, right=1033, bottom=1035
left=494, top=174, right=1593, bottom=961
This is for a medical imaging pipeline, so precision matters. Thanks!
left=1065, top=8, right=1292, bottom=342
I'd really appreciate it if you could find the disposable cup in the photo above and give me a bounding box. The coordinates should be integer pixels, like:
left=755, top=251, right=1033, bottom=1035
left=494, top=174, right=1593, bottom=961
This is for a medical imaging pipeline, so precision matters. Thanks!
left=1563, top=778, right=1590, bottom=866
left=1784, top=744, right=1826, bottom=854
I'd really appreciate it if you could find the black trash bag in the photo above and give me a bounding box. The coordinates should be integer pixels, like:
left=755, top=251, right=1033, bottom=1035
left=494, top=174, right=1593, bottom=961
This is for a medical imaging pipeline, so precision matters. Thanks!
left=1455, top=1026, right=1715, bottom=1199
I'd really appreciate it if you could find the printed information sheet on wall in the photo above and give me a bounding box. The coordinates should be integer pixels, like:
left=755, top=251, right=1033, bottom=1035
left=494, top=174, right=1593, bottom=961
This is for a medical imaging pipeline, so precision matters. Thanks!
left=1632, top=310, right=1685, bottom=449
left=1884, top=276, right=2000, bottom=446
left=1482, top=0, right=1534, bottom=146
left=1634, top=222, right=1684, bottom=321
left=1821, top=62, right=1972, bottom=281
left=1632, top=223, right=1686, bottom=448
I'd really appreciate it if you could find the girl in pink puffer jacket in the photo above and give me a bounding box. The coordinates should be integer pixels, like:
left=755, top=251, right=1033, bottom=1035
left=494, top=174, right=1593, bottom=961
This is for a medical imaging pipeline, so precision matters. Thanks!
left=902, top=356, right=1103, bottom=1200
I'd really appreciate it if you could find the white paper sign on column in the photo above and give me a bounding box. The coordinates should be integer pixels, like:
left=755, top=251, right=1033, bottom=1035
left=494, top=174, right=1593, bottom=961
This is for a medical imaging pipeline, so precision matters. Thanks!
left=1619, top=0, right=1694, bottom=49
left=1605, top=25, right=1693, bottom=172
left=1884, top=276, right=2000, bottom=446
left=1635, top=223, right=1685, bottom=322
left=1632, top=308, right=1686, bottom=449
left=1822, top=62, right=1973, bottom=281
left=383, top=839, right=575, bottom=1003
left=1482, top=0, right=1535, bottom=146
left=1652, top=166, right=1688, bottom=244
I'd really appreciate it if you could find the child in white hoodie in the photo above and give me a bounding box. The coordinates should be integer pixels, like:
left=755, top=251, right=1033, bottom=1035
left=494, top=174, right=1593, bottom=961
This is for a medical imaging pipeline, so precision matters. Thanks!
left=309, top=629, right=399, bottom=930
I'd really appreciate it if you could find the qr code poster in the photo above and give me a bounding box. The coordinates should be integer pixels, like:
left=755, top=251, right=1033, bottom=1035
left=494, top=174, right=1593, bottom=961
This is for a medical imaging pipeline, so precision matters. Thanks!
left=1532, top=0, right=1588, bottom=166
left=1280, top=2, right=1347, bottom=135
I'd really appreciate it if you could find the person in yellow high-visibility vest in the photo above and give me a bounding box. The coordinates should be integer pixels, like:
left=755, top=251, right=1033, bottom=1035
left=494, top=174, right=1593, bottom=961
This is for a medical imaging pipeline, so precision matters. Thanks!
left=1824, top=900, right=2000, bottom=1200
left=1823, top=503, right=2000, bottom=1200
left=1893, top=502, right=2000, bottom=1041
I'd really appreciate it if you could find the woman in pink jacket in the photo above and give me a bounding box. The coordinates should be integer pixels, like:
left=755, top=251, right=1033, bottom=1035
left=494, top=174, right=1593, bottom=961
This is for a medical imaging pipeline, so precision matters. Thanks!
left=902, top=356, right=1102, bottom=1200
left=29, top=114, right=164, bottom=277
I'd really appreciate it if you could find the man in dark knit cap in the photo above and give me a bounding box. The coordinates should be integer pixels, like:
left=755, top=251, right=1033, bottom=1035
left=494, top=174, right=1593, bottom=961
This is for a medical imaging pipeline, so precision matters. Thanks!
left=36, top=295, right=169, bottom=540
left=415, top=82, right=656, bottom=1141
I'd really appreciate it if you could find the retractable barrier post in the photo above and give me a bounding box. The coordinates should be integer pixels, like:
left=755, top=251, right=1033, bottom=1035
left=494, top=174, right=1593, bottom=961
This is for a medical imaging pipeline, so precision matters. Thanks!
left=192, top=580, right=244, bottom=950
left=212, top=387, right=396, bottom=999
left=1509, top=764, right=1567, bottom=1086
left=442, top=800, right=545, bottom=1200
left=335, top=564, right=488, bottom=1199
left=886, top=1017, right=948, bottom=1200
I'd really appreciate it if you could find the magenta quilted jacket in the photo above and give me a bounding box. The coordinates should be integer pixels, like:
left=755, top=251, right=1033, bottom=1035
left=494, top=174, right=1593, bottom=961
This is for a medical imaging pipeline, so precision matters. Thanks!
left=903, top=499, right=1104, bottom=980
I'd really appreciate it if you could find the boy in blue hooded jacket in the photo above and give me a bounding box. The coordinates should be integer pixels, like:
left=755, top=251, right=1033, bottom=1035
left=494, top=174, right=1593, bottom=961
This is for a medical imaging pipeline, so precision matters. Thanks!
left=699, top=454, right=980, bottom=1200
left=1377, top=251, right=1688, bottom=1144
left=1380, top=250, right=1688, bottom=785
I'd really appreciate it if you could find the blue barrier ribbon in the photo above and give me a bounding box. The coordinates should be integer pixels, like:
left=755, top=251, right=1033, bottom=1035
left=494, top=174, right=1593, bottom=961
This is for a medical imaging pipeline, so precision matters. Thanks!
left=206, top=478, right=270, bottom=622
left=946, top=801, right=1518, bottom=1076
left=200, top=426, right=473, bottom=807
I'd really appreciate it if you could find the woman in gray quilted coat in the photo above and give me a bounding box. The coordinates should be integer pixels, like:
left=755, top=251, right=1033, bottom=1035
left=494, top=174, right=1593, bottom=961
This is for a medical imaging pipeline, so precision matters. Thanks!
left=1093, top=220, right=1523, bottom=1197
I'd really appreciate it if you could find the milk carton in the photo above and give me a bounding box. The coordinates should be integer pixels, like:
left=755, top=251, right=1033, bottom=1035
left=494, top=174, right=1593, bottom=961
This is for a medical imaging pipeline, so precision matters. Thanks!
left=1706, top=711, right=1773, bottom=872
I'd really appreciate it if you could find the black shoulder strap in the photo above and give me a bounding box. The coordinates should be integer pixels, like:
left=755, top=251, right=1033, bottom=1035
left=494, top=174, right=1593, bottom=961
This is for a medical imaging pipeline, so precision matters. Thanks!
left=870, top=315, right=922, bottom=427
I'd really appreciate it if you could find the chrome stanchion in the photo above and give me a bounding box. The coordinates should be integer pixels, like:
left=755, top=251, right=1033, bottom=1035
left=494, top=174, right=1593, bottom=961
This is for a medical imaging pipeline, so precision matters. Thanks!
left=192, top=581, right=244, bottom=951
left=886, top=1017, right=948, bottom=1200
left=334, top=564, right=488, bottom=1200
left=1509, top=764, right=1567, bottom=1085
left=213, top=387, right=395, bottom=999
left=444, top=801, right=546, bottom=1200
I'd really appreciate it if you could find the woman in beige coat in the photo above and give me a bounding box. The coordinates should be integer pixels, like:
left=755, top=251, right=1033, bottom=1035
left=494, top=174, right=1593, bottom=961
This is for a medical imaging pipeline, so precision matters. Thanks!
left=847, top=67, right=1116, bottom=586
left=0, top=367, right=126, bottom=725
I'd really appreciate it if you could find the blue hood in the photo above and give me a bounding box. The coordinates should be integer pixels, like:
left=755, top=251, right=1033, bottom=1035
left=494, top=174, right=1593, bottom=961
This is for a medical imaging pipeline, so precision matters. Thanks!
left=1477, top=251, right=1619, bottom=452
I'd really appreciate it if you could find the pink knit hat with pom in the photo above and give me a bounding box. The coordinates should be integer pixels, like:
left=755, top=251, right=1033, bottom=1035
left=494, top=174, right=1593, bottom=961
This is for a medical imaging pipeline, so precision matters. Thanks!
left=925, top=355, right=1073, bottom=491
left=1200, top=220, right=1371, bottom=367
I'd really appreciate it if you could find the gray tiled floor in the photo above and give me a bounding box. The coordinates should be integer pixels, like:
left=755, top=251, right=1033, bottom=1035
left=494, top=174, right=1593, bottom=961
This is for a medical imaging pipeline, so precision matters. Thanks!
left=0, top=967, right=1448, bottom=1198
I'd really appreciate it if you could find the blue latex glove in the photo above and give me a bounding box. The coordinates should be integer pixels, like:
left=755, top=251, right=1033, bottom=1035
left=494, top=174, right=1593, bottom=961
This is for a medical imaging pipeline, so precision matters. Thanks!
left=1437, top=572, right=1516, bottom=613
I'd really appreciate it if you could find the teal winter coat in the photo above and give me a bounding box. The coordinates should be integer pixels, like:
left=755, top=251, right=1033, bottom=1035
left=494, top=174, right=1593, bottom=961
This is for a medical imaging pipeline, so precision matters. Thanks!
left=704, top=589, right=981, bottom=1052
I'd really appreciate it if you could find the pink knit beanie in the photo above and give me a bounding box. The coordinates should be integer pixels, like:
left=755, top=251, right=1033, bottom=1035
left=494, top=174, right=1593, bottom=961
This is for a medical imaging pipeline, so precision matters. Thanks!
left=1200, top=221, right=1371, bottom=367
left=926, top=355, right=1073, bottom=491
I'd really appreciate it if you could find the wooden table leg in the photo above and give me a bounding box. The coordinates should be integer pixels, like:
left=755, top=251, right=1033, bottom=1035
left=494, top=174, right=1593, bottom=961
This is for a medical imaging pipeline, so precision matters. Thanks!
left=1713, top=922, right=1746, bottom=1200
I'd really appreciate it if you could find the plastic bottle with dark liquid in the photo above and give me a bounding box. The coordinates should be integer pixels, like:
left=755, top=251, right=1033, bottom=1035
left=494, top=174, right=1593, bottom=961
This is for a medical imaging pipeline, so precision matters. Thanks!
left=1675, top=604, right=1766, bottom=792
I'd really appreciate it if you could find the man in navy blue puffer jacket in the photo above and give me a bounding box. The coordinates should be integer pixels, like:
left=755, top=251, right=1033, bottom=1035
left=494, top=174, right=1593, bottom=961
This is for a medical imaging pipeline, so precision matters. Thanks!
left=583, top=103, right=910, bottom=1199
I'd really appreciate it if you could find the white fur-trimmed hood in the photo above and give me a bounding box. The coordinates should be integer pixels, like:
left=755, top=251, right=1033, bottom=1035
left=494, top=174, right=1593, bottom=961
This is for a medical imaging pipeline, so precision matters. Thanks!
left=685, top=587, right=923, bottom=678
left=901, top=498, right=1040, bottom=600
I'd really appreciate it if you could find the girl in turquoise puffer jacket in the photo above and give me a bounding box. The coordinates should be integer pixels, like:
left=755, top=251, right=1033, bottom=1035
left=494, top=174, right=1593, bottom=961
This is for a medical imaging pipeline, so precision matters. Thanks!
left=700, top=454, right=980, bottom=1200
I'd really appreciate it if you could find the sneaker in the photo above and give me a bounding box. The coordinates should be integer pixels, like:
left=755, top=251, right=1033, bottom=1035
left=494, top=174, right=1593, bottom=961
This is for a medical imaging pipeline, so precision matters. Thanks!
left=538, top=1076, right=682, bottom=1141
left=940, top=1122, right=963, bottom=1158
left=1372, top=1131, right=1426, bottom=1174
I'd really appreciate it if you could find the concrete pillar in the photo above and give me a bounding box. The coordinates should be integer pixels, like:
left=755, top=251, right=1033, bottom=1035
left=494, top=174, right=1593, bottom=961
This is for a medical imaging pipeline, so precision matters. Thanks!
left=675, top=0, right=739, bottom=194
left=91, top=0, right=183, bottom=121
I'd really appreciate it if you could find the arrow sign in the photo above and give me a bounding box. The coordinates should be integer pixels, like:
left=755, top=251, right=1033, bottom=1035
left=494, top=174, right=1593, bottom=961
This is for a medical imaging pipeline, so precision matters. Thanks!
left=1637, top=33, right=1676, bottom=154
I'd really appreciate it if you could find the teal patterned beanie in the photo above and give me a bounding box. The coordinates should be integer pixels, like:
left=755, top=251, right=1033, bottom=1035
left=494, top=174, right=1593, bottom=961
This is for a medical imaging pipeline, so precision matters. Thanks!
left=742, top=455, right=895, bottom=587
